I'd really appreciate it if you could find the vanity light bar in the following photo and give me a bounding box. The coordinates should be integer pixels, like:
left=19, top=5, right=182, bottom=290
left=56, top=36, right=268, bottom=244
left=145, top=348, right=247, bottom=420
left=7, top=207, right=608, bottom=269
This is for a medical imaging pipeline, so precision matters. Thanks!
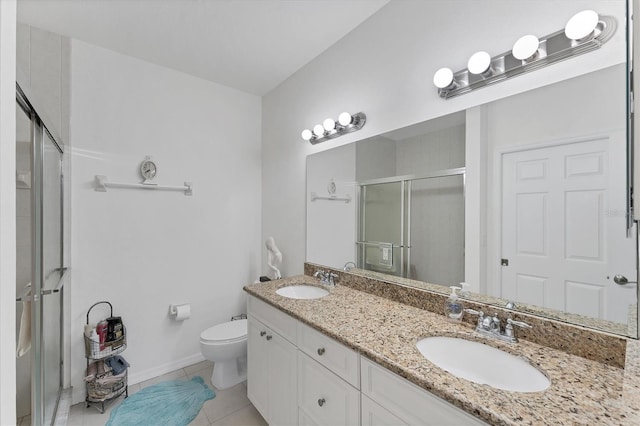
left=434, top=10, right=616, bottom=99
left=301, top=112, right=366, bottom=144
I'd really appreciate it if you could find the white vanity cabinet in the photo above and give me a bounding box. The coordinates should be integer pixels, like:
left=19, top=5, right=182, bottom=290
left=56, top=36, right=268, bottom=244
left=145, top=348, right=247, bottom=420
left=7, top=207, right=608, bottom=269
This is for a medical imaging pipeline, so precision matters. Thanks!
left=297, top=322, right=360, bottom=425
left=361, top=395, right=407, bottom=426
left=361, top=358, right=487, bottom=426
left=247, top=295, right=486, bottom=426
left=247, top=297, right=298, bottom=426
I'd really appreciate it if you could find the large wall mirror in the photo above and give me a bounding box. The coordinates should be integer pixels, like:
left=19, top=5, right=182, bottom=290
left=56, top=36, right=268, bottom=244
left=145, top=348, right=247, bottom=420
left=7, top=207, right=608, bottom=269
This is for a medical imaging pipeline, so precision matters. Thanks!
left=306, top=5, right=638, bottom=339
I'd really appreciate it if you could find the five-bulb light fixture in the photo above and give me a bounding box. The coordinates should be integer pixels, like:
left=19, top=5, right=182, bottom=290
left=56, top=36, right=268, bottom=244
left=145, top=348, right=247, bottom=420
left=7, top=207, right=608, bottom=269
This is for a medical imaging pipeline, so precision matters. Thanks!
left=301, top=111, right=366, bottom=144
left=433, top=10, right=616, bottom=99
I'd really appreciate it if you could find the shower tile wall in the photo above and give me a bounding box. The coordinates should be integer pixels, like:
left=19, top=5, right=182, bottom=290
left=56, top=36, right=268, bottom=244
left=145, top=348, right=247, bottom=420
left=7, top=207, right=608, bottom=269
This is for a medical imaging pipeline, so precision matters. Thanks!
left=395, top=125, right=465, bottom=175
left=395, top=125, right=465, bottom=284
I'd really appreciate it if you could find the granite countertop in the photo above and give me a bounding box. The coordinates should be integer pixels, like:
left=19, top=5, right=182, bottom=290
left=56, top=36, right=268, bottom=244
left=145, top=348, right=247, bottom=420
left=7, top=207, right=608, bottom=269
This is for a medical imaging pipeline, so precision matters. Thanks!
left=244, top=275, right=640, bottom=426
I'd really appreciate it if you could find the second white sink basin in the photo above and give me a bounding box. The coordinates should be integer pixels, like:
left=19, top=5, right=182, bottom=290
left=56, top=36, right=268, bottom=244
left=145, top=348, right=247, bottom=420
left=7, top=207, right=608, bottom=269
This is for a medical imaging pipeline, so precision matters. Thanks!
left=276, top=285, right=329, bottom=300
left=416, top=336, right=550, bottom=393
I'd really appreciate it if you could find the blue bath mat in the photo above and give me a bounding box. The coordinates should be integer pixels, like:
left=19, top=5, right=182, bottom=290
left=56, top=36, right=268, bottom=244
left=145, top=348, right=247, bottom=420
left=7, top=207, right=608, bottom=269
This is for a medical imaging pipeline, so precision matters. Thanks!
left=106, top=376, right=215, bottom=426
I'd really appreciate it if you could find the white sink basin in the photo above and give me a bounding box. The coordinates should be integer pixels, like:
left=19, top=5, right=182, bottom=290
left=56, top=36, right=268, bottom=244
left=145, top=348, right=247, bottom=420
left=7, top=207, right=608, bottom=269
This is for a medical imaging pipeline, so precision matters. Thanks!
left=416, top=336, right=550, bottom=393
left=276, top=285, right=329, bottom=300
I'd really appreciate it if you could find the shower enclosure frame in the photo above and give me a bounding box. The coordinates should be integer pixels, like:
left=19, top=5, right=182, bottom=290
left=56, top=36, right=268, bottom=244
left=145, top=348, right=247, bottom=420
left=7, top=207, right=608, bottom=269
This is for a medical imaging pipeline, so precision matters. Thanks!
left=16, top=83, right=67, bottom=426
left=356, top=167, right=466, bottom=281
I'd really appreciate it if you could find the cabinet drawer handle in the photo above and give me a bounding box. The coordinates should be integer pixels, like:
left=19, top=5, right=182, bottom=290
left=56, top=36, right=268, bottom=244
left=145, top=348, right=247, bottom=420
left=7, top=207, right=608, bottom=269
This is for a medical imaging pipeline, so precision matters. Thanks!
left=318, top=398, right=326, bottom=407
left=260, top=331, right=266, bottom=337
left=317, top=347, right=325, bottom=356
left=266, top=335, right=272, bottom=340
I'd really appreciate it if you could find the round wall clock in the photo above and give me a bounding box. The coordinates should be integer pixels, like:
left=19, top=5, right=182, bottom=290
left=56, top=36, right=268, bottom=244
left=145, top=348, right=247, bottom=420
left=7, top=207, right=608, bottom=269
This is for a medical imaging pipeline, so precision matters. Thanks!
left=140, top=158, right=157, bottom=182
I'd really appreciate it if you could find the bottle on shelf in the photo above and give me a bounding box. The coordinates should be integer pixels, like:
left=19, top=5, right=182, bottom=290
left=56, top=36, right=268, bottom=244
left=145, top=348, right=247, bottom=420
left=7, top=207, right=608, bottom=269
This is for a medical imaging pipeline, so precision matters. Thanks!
left=89, top=329, right=100, bottom=358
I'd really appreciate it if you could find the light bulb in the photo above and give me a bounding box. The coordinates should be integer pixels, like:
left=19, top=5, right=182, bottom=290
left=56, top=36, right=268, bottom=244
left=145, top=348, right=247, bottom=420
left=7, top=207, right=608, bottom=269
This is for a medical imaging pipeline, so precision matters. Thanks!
left=323, top=118, right=336, bottom=131
left=338, top=112, right=352, bottom=126
left=512, top=35, right=540, bottom=61
left=433, top=67, right=454, bottom=89
left=313, top=124, right=325, bottom=137
left=565, top=10, right=599, bottom=40
left=301, top=129, right=312, bottom=141
left=467, top=51, right=492, bottom=75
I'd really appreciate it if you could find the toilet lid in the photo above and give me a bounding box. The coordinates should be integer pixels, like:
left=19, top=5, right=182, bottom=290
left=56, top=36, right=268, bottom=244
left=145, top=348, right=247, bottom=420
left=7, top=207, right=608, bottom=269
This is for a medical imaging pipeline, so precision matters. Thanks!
left=201, top=319, right=247, bottom=342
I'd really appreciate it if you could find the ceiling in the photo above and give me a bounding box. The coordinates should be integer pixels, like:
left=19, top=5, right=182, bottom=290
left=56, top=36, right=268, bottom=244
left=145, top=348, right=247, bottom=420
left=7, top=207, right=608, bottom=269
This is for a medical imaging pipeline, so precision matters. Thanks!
left=17, top=0, right=390, bottom=96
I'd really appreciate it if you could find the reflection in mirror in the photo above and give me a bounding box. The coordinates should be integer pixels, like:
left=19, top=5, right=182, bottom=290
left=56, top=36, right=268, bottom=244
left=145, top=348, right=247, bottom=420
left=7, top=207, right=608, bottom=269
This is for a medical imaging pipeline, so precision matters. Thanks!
left=356, top=136, right=465, bottom=286
left=306, top=64, right=638, bottom=338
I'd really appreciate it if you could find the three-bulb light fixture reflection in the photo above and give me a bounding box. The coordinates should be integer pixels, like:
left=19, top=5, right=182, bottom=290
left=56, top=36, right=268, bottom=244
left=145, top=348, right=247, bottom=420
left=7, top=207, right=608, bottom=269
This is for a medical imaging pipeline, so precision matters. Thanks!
left=301, top=111, right=366, bottom=144
left=433, top=10, right=616, bottom=99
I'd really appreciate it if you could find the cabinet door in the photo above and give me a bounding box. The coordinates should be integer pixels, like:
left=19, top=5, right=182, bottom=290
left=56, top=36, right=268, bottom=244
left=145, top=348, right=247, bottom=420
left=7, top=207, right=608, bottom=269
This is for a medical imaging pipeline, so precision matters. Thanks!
left=247, top=317, right=269, bottom=420
left=361, top=394, right=408, bottom=426
left=361, top=358, right=487, bottom=425
left=267, top=329, right=298, bottom=426
left=298, top=352, right=360, bottom=426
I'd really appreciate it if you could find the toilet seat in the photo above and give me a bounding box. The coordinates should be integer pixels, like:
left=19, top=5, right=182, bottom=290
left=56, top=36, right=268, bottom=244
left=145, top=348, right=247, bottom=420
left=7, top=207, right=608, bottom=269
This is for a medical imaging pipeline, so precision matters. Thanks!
left=200, top=319, right=247, bottom=344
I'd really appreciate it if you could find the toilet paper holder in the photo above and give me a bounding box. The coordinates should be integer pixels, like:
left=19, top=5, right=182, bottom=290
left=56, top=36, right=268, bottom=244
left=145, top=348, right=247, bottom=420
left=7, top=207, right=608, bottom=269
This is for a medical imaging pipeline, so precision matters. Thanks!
left=169, top=303, right=191, bottom=320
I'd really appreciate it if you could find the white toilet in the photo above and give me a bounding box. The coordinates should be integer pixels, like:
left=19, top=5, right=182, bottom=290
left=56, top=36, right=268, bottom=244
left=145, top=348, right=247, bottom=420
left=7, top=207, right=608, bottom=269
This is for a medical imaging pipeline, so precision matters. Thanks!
left=199, top=319, right=248, bottom=390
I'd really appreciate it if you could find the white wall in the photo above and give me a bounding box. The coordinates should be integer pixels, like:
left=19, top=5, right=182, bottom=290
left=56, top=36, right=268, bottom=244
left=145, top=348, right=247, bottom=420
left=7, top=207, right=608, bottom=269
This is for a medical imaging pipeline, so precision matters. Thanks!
left=262, top=0, right=626, bottom=277
left=70, top=40, right=262, bottom=403
left=306, top=143, right=356, bottom=267
left=0, top=0, right=17, bottom=422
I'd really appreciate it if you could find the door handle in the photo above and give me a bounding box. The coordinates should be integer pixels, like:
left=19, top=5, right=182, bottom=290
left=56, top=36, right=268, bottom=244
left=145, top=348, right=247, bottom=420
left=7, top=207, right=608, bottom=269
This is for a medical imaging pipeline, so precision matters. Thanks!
left=613, top=275, right=637, bottom=285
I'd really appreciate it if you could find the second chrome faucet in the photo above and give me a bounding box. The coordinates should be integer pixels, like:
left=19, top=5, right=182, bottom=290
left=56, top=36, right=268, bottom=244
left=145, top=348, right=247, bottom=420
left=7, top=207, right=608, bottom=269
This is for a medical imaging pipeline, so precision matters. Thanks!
left=313, top=269, right=339, bottom=287
left=464, top=309, right=531, bottom=343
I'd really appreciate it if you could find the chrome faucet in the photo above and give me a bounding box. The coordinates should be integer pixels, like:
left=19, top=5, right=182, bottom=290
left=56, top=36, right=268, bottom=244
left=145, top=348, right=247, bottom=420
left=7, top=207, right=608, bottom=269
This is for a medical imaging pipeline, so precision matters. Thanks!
left=313, top=270, right=325, bottom=279
left=343, top=261, right=356, bottom=272
left=313, top=270, right=338, bottom=286
left=464, top=309, right=531, bottom=343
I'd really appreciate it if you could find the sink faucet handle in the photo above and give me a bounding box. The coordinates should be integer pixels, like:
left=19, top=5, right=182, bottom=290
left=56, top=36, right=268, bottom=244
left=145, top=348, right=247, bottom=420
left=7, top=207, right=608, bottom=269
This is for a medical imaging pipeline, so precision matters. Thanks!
left=507, top=318, right=532, bottom=329
left=505, top=318, right=532, bottom=340
left=313, top=270, right=326, bottom=278
left=328, top=272, right=339, bottom=286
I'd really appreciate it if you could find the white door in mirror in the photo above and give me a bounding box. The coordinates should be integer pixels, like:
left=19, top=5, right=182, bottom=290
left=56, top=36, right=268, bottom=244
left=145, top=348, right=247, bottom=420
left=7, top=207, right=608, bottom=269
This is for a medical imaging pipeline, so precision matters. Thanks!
left=501, top=136, right=636, bottom=323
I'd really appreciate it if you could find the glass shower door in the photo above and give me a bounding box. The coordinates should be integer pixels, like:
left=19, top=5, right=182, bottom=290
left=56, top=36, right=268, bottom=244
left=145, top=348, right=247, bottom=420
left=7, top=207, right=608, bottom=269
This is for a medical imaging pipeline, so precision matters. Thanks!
left=408, top=175, right=465, bottom=284
left=357, top=170, right=465, bottom=283
left=17, top=86, right=65, bottom=426
left=40, top=130, right=64, bottom=425
left=357, top=181, right=405, bottom=277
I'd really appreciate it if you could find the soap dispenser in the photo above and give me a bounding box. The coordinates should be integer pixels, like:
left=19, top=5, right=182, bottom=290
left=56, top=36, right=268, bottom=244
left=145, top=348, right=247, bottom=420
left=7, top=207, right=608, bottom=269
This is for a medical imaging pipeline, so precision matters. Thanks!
left=459, top=282, right=470, bottom=297
left=444, top=286, right=464, bottom=322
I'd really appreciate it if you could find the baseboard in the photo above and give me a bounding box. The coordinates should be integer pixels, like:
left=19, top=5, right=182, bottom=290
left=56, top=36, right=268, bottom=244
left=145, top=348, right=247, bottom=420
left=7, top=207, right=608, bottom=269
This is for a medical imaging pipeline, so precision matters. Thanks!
left=127, top=352, right=206, bottom=385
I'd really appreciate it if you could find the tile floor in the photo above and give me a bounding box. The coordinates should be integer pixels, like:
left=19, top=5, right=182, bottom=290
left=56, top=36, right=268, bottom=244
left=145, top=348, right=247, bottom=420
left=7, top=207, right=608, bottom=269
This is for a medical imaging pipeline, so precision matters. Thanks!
left=66, top=360, right=267, bottom=426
